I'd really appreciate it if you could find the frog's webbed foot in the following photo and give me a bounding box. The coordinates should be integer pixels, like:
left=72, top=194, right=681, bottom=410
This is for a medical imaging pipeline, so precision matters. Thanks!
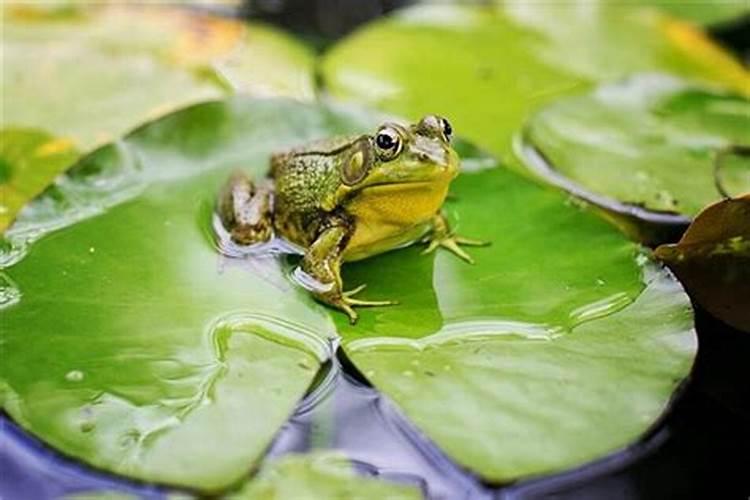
left=333, top=285, right=397, bottom=324
left=300, top=223, right=397, bottom=324
left=218, top=171, right=274, bottom=245
left=422, top=213, right=489, bottom=264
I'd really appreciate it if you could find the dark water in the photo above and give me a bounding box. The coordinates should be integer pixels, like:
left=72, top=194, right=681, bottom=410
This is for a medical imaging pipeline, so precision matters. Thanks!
left=2, top=304, right=749, bottom=499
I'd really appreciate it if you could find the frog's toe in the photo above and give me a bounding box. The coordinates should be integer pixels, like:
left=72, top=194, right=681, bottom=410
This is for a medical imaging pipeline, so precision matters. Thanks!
left=343, top=284, right=367, bottom=298
left=423, top=235, right=488, bottom=264
left=340, top=302, right=359, bottom=325
left=327, top=286, right=397, bottom=324
left=441, top=238, right=475, bottom=264
left=346, top=297, right=398, bottom=307
left=454, top=236, right=490, bottom=247
left=343, top=284, right=398, bottom=307
left=421, top=239, right=441, bottom=255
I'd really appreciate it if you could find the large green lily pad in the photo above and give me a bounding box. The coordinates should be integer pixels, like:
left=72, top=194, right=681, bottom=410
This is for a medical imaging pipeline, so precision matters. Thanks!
left=0, top=99, right=358, bottom=492
left=522, top=74, right=750, bottom=228
left=333, top=167, right=695, bottom=481
left=322, top=3, right=749, bottom=164
left=1, top=98, right=696, bottom=488
left=0, top=3, right=314, bottom=231
left=233, top=452, right=421, bottom=499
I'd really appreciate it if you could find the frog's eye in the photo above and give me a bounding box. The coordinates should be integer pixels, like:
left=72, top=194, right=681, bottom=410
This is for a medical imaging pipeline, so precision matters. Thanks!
left=374, top=126, right=402, bottom=161
left=440, top=117, right=452, bottom=142
left=417, top=115, right=452, bottom=143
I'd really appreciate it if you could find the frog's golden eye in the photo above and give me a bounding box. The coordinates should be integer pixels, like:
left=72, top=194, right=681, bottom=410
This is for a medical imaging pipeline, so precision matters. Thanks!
left=374, top=126, right=402, bottom=161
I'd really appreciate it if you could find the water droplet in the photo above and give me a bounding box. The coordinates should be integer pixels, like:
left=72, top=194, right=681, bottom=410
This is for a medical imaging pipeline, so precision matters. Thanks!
left=119, top=430, right=140, bottom=447
left=365, top=370, right=375, bottom=378
left=65, top=370, right=84, bottom=382
left=443, top=365, right=452, bottom=372
left=410, top=359, right=420, bottom=367
left=80, top=420, right=95, bottom=433
left=298, top=358, right=312, bottom=370
left=88, top=246, right=95, bottom=253
left=596, top=278, right=605, bottom=286
left=402, top=370, right=414, bottom=377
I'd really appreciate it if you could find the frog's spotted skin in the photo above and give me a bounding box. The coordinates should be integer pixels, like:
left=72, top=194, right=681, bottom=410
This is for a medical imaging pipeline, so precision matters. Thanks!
left=218, top=115, right=488, bottom=323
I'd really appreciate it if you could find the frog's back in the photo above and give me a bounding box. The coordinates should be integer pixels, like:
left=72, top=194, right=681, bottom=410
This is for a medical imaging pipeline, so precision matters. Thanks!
left=270, top=135, right=360, bottom=176
left=270, top=134, right=362, bottom=219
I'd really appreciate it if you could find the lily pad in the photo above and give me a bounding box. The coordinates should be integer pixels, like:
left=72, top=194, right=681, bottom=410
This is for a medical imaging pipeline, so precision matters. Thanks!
left=334, top=169, right=696, bottom=482
left=0, top=99, right=363, bottom=492
left=0, top=3, right=315, bottom=231
left=1, top=98, right=696, bottom=488
left=321, top=3, right=749, bottom=163
left=0, top=128, right=79, bottom=233
left=522, top=74, right=750, bottom=243
left=656, top=195, right=750, bottom=332
left=646, top=1, right=750, bottom=25
left=232, top=452, right=421, bottom=499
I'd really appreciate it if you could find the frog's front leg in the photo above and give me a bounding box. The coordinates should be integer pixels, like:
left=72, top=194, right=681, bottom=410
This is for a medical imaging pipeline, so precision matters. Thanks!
left=218, top=171, right=274, bottom=245
left=422, top=213, right=489, bottom=264
left=300, top=219, right=396, bottom=324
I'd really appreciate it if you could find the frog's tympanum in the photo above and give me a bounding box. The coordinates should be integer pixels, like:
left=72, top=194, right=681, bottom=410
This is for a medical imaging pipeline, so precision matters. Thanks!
left=218, top=115, right=487, bottom=323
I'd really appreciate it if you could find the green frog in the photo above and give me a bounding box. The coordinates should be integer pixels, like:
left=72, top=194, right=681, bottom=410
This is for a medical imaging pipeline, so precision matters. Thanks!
left=218, top=115, right=487, bottom=323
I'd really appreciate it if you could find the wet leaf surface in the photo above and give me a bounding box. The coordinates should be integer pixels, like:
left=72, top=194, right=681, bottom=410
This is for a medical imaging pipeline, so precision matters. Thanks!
left=321, top=3, right=749, bottom=164
left=0, top=3, right=315, bottom=230
left=523, top=75, right=750, bottom=223
left=1, top=99, right=696, bottom=488
left=656, top=195, right=750, bottom=332
left=0, top=129, right=79, bottom=232
left=232, top=452, right=421, bottom=499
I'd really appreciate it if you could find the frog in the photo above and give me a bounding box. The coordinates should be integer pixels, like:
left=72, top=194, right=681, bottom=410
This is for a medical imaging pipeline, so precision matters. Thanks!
left=217, top=115, right=487, bottom=323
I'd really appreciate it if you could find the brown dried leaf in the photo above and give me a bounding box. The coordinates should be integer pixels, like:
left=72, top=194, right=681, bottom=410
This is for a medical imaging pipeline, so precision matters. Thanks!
left=656, top=194, right=750, bottom=331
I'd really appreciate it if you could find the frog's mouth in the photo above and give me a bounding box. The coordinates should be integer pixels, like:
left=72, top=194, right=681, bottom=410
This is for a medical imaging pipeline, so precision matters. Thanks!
left=360, top=180, right=435, bottom=191
left=361, top=162, right=458, bottom=190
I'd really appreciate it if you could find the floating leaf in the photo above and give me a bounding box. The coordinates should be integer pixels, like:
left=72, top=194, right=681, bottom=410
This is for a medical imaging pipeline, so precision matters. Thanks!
left=1, top=99, right=695, bottom=488
left=645, top=1, right=750, bottom=25
left=334, top=170, right=696, bottom=482
left=656, top=195, right=750, bottom=332
left=522, top=74, right=750, bottom=243
left=322, top=3, right=749, bottom=164
left=0, top=128, right=79, bottom=232
left=232, top=452, right=421, bottom=499
left=0, top=3, right=315, bottom=231
left=0, top=99, right=361, bottom=492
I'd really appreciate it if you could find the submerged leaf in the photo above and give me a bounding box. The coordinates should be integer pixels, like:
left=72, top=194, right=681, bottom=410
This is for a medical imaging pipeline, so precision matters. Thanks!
left=232, top=452, right=422, bottom=499
left=656, top=195, right=750, bottom=332
left=1, top=99, right=695, bottom=487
